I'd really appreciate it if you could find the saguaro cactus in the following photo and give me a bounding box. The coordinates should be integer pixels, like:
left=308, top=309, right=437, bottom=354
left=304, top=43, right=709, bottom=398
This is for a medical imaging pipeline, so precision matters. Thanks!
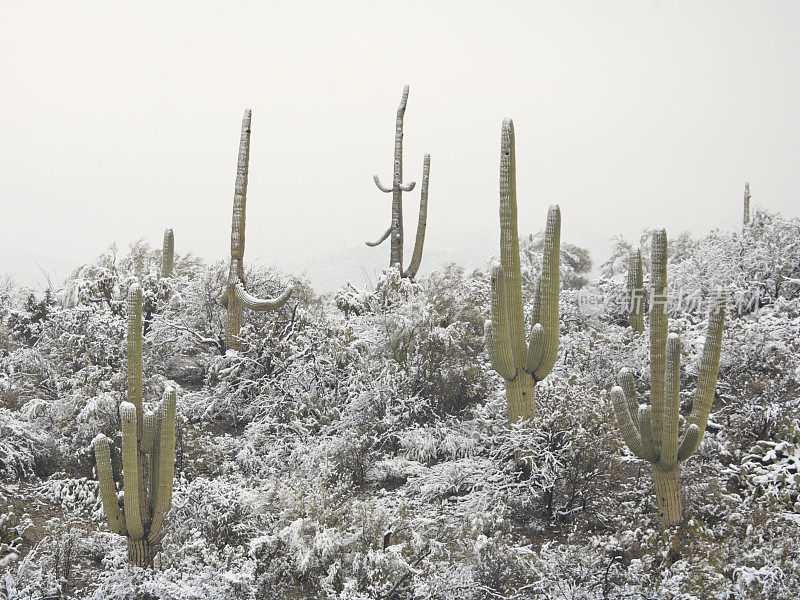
left=611, top=230, right=726, bottom=528
left=743, top=182, right=751, bottom=225
left=94, top=284, right=177, bottom=567
left=485, top=119, right=561, bottom=422
left=161, top=228, right=174, bottom=278
left=627, top=249, right=644, bottom=333
left=367, top=84, right=431, bottom=279
left=220, top=110, right=292, bottom=351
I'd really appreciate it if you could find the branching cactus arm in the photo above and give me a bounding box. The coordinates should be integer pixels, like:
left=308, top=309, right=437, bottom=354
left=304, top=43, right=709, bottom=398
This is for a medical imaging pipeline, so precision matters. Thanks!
left=93, top=435, right=127, bottom=536
left=403, top=154, right=430, bottom=279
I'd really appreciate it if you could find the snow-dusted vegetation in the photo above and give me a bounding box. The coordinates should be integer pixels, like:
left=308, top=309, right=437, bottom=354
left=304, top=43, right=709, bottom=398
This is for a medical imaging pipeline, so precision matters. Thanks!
left=0, top=204, right=798, bottom=598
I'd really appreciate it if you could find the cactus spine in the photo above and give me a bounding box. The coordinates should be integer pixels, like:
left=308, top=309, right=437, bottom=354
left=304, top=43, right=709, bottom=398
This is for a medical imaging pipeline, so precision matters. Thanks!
left=220, top=110, right=292, bottom=351
left=611, top=230, right=726, bottom=528
left=161, top=228, right=174, bottom=278
left=627, top=249, right=644, bottom=333
left=367, top=84, right=431, bottom=279
left=485, top=119, right=561, bottom=422
left=743, top=182, right=751, bottom=225
left=94, top=284, right=177, bottom=567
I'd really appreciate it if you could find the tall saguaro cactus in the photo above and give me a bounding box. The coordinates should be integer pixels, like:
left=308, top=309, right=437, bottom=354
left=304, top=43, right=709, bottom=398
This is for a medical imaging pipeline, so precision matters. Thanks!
left=367, top=84, right=431, bottom=279
left=161, top=228, right=174, bottom=278
left=94, top=284, right=177, bottom=567
left=627, top=249, right=644, bottom=333
left=743, top=182, right=751, bottom=225
left=611, top=230, right=726, bottom=528
left=220, top=109, right=292, bottom=351
left=485, top=119, right=561, bottom=422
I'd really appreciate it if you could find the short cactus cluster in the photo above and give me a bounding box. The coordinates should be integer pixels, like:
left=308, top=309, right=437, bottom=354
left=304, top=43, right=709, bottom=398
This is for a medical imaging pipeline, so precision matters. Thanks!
left=611, top=230, right=726, bottom=527
left=93, top=284, right=177, bottom=566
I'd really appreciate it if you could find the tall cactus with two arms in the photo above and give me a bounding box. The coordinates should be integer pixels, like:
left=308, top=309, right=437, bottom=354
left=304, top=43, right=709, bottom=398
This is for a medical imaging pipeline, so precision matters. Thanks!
left=485, top=119, right=561, bottom=422
left=94, top=284, right=177, bottom=566
left=220, top=110, right=293, bottom=351
left=367, top=84, right=431, bottom=279
left=612, top=230, right=725, bottom=528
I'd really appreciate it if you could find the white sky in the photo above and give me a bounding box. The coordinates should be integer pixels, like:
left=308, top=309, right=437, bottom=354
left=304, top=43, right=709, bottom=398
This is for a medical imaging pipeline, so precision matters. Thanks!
left=1, top=1, right=798, bottom=291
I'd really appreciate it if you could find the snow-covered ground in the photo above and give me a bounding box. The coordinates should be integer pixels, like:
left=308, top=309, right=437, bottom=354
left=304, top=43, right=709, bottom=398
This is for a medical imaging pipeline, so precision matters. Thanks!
left=1, top=208, right=799, bottom=599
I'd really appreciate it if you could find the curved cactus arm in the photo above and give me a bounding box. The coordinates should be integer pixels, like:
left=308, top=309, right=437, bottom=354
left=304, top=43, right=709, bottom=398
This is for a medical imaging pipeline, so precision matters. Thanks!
left=232, top=282, right=292, bottom=312
left=660, top=334, right=681, bottom=471
left=529, top=205, right=561, bottom=381
left=618, top=368, right=639, bottom=429
left=93, top=435, right=127, bottom=536
left=682, top=291, right=726, bottom=457
left=148, top=388, right=177, bottom=544
left=120, top=402, right=144, bottom=540
left=486, top=266, right=516, bottom=381
left=611, top=387, right=647, bottom=459
left=524, top=323, right=544, bottom=375
left=141, top=411, right=156, bottom=455
left=398, top=180, right=416, bottom=192
left=373, top=174, right=393, bottom=193
left=649, top=229, right=668, bottom=456
left=149, top=411, right=162, bottom=515
left=366, top=226, right=392, bottom=248
left=638, top=405, right=659, bottom=463
left=677, top=424, right=701, bottom=462
left=403, top=154, right=430, bottom=279
left=161, top=228, right=174, bottom=278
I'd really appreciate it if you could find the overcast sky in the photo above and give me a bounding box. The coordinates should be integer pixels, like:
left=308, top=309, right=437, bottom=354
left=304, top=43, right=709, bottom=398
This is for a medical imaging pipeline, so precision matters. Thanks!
left=1, top=1, right=798, bottom=291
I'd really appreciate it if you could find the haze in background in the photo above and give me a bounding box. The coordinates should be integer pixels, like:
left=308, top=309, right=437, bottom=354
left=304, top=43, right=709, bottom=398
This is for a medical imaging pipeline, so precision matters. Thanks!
left=1, top=1, right=798, bottom=292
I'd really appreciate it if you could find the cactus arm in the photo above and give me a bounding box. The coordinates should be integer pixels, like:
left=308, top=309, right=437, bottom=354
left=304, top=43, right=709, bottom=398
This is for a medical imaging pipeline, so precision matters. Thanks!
left=141, top=411, right=156, bottom=455
left=660, top=334, right=681, bottom=471
left=677, top=424, right=701, bottom=462
left=398, top=181, right=416, bottom=192
left=120, top=402, right=144, bottom=540
left=147, top=388, right=177, bottom=544
left=366, top=226, right=392, bottom=247
left=524, top=323, right=544, bottom=375
left=161, top=228, right=174, bottom=278
left=638, top=405, right=659, bottom=463
left=231, top=109, right=251, bottom=267
left=403, top=154, right=430, bottom=279
left=743, top=182, right=751, bottom=225
left=373, top=175, right=393, bottom=193
left=231, top=282, right=292, bottom=312
left=486, top=265, right=516, bottom=381
left=618, top=368, right=639, bottom=428
left=93, top=435, right=127, bottom=536
left=127, top=285, right=144, bottom=439
left=149, top=413, right=162, bottom=514
left=611, top=386, right=646, bottom=459
left=649, top=229, right=668, bottom=455
left=682, top=291, right=726, bottom=457
left=498, top=119, right=527, bottom=367
left=627, top=249, right=644, bottom=333
left=529, top=204, right=561, bottom=381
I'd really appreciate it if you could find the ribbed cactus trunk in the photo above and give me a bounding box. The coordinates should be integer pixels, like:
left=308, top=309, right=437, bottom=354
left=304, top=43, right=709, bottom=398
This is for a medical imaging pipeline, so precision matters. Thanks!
left=611, top=230, right=726, bottom=528
left=485, top=119, right=561, bottom=423
left=743, top=182, right=751, bottom=225
left=161, top=228, right=174, bottom=278
left=627, top=249, right=644, bottom=334
left=94, top=284, right=177, bottom=567
left=220, top=110, right=292, bottom=351
left=367, top=85, right=431, bottom=279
